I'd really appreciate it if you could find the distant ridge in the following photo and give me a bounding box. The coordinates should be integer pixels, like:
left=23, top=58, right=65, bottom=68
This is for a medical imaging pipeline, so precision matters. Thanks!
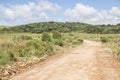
left=0, top=22, right=120, bottom=34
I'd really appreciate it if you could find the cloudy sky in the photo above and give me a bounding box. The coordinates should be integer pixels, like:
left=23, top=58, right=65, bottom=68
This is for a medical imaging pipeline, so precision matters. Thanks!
left=0, top=0, right=120, bottom=25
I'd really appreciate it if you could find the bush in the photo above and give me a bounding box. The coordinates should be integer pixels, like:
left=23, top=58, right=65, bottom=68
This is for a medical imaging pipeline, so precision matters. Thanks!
left=17, top=35, right=32, bottom=40
left=27, top=40, right=42, bottom=49
left=69, top=33, right=74, bottom=36
left=0, top=58, right=8, bottom=66
left=8, top=51, right=17, bottom=61
left=0, top=51, right=17, bottom=66
left=42, top=33, right=51, bottom=42
left=45, top=43, right=54, bottom=55
left=73, top=39, right=83, bottom=45
left=77, top=39, right=83, bottom=43
left=54, top=39, right=64, bottom=47
left=34, top=50, right=44, bottom=57
left=0, top=52, right=9, bottom=66
left=52, top=31, right=62, bottom=39
left=100, top=36, right=108, bottom=43
left=18, top=49, right=30, bottom=57
left=27, top=39, right=54, bottom=56
left=34, top=42, right=54, bottom=56
left=73, top=41, right=79, bottom=45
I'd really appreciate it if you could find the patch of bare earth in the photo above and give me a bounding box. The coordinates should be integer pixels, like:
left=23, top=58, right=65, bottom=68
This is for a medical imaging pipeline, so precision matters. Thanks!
left=11, top=40, right=120, bottom=80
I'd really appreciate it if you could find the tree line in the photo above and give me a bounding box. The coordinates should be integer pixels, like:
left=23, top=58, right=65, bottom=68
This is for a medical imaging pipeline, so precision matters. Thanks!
left=1, top=22, right=120, bottom=34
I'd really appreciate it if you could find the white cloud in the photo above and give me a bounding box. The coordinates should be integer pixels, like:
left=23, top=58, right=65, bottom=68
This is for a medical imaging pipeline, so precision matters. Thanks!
left=65, top=4, right=96, bottom=19
left=109, top=7, right=120, bottom=17
left=65, top=3, right=120, bottom=24
left=65, top=3, right=97, bottom=22
left=0, top=1, right=120, bottom=25
left=0, top=0, right=62, bottom=25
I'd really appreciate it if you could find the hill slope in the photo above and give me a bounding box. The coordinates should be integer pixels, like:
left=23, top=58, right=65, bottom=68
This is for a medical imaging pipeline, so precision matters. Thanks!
left=1, top=22, right=120, bottom=34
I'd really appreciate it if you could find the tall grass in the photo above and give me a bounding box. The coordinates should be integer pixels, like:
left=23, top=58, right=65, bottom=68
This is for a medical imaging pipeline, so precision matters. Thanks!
left=0, top=32, right=84, bottom=67
left=1, top=32, right=119, bottom=67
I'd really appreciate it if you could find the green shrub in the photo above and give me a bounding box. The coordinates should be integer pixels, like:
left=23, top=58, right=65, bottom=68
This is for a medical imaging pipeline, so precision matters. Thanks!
left=73, top=41, right=79, bottom=45
left=0, top=51, right=17, bottom=66
left=69, top=33, right=74, bottom=36
left=77, top=39, right=83, bottom=43
left=18, top=49, right=30, bottom=57
left=17, top=35, right=32, bottom=40
left=42, top=33, right=51, bottom=42
left=27, top=40, right=42, bottom=49
left=27, top=39, right=46, bottom=56
left=8, top=51, right=17, bottom=61
left=100, top=36, right=108, bottom=43
left=34, top=50, right=44, bottom=57
left=27, top=39, right=54, bottom=56
left=54, top=39, right=64, bottom=47
left=73, top=39, right=83, bottom=45
left=0, top=52, right=9, bottom=66
left=0, top=58, right=8, bottom=66
left=52, top=31, right=62, bottom=39
left=45, top=44, right=54, bottom=55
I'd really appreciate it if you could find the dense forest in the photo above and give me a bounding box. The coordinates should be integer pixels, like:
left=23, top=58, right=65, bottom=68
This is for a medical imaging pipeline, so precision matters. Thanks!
left=1, top=22, right=120, bottom=34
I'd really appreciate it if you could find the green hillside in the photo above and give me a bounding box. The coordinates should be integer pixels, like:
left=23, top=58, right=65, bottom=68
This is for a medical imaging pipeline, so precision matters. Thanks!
left=1, top=22, right=120, bottom=34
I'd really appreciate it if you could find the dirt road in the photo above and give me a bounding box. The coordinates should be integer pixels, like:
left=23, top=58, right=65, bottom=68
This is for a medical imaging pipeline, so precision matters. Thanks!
left=11, top=40, right=120, bottom=80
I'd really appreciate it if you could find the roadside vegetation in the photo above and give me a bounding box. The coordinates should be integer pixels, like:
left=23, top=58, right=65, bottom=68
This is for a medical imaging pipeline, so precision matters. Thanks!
left=0, top=32, right=84, bottom=68
left=103, top=35, right=120, bottom=59
left=0, top=32, right=120, bottom=68
left=0, top=33, right=120, bottom=68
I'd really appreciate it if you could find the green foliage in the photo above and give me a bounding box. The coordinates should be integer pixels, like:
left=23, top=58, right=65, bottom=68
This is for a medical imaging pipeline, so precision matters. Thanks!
left=27, top=39, right=54, bottom=56
left=0, top=51, right=17, bottom=66
left=3, top=32, right=120, bottom=68
left=54, top=39, right=64, bottom=47
left=44, top=43, right=54, bottom=55
left=0, top=52, right=9, bottom=66
left=8, top=51, right=17, bottom=61
left=77, top=39, right=83, bottom=43
left=0, top=58, right=8, bottom=66
left=72, top=39, right=83, bottom=45
left=100, top=36, right=108, bottom=43
left=17, top=35, right=32, bottom=40
left=27, top=40, right=42, bottom=49
left=52, top=31, right=62, bottom=39
left=105, top=35, right=120, bottom=60
left=27, top=40, right=45, bottom=56
left=0, top=32, right=85, bottom=67
left=69, top=33, right=74, bottom=36
left=18, top=49, right=30, bottom=57
left=2, top=22, right=120, bottom=34
left=42, top=33, right=51, bottom=42
left=34, top=50, right=43, bottom=57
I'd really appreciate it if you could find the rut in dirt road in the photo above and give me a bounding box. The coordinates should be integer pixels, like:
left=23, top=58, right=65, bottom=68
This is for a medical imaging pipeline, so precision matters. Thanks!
left=11, top=40, right=120, bottom=80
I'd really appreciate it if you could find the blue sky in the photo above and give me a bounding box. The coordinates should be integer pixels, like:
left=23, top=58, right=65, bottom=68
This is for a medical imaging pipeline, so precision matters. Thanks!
left=50, top=0, right=120, bottom=10
left=1, top=0, right=120, bottom=9
left=0, top=0, right=120, bottom=25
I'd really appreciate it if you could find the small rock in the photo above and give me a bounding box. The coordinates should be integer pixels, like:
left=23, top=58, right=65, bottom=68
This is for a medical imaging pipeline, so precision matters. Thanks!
left=3, top=70, right=9, bottom=76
